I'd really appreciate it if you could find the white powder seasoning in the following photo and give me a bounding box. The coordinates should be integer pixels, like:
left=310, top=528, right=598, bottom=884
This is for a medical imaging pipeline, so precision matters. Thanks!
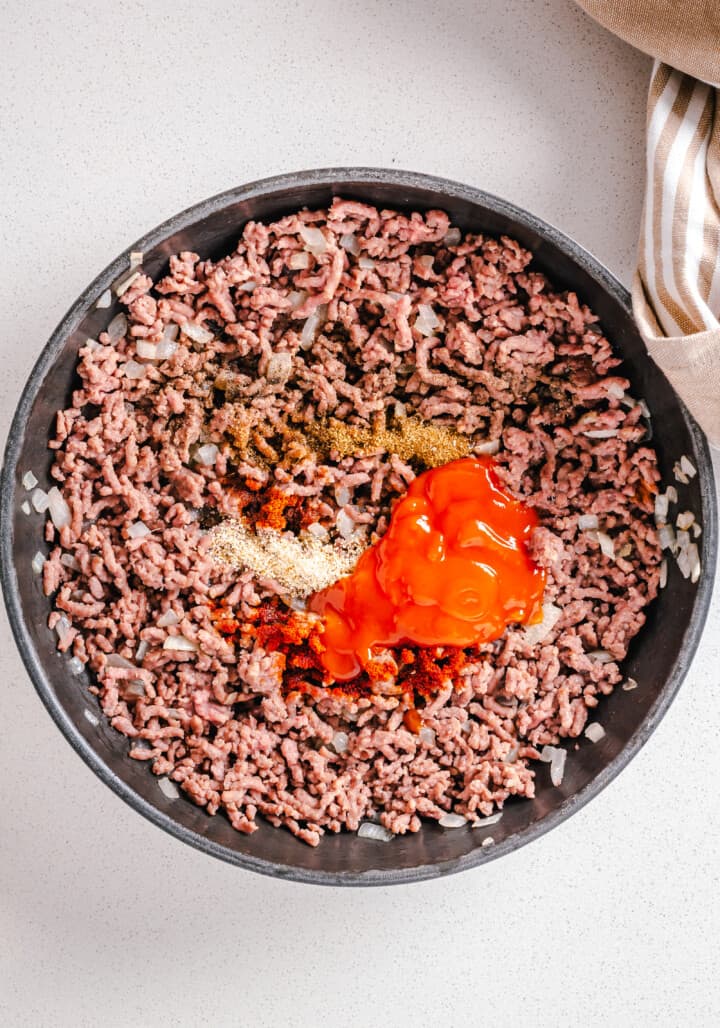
left=208, top=519, right=363, bottom=597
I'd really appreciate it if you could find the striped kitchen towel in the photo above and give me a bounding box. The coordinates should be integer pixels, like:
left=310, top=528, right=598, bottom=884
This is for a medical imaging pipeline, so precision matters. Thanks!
left=577, top=1, right=720, bottom=445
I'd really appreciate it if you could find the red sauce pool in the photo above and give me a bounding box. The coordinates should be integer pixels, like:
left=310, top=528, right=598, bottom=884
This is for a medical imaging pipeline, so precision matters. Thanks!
left=308, top=456, right=545, bottom=681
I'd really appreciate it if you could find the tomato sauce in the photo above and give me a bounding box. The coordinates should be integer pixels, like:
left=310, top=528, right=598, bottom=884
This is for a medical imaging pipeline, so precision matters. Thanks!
left=308, top=457, right=545, bottom=681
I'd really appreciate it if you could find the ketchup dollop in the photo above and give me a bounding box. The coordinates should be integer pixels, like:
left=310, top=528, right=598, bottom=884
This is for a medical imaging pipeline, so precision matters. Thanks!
left=308, top=456, right=545, bottom=681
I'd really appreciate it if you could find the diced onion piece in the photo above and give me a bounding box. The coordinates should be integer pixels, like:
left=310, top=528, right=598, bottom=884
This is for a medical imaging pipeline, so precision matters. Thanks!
left=335, top=485, right=351, bottom=507
left=332, top=732, right=349, bottom=754
left=676, top=510, right=695, bottom=530
left=550, top=747, right=567, bottom=787
left=135, top=340, right=159, bottom=360
left=443, top=227, right=462, bottom=246
left=84, top=337, right=101, bottom=352
left=22, top=471, right=38, bottom=490
left=676, top=528, right=691, bottom=551
left=114, top=270, right=141, bottom=296
left=639, top=399, right=651, bottom=419
left=358, top=822, right=394, bottom=842
left=680, top=455, right=696, bottom=478
left=597, top=531, right=615, bottom=559
left=672, top=461, right=689, bottom=484
left=21, top=500, right=31, bottom=515
left=538, top=746, right=555, bottom=763
left=162, top=635, right=198, bottom=652
left=658, top=524, right=675, bottom=551
left=521, top=601, right=562, bottom=646
left=127, top=521, right=150, bottom=539
left=578, top=513, right=599, bottom=531
left=358, top=257, right=375, bottom=269
left=691, top=556, right=702, bottom=584
left=266, top=351, right=293, bottom=384
left=123, top=680, right=146, bottom=700
left=583, top=429, right=619, bottom=439
left=155, top=339, right=179, bottom=360
left=654, top=493, right=669, bottom=523
left=135, top=640, right=149, bottom=662
left=32, top=488, right=49, bottom=513
left=47, top=487, right=71, bottom=529
left=481, top=836, right=495, bottom=848
left=158, top=777, right=180, bottom=799
left=415, top=303, right=441, bottom=337
left=162, top=322, right=179, bottom=342
left=659, top=558, right=668, bottom=589
left=584, top=722, right=606, bottom=743
left=606, top=382, right=625, bottom=399
left=622, top=678, right=638, bottom=691
left=68, top=656, right=84, bottom=676
left=677, top=541, right=699, bottom=580
left=473, top=811, right=503, bottom=827
left=394, top=401, right=407, bottom=418
left=336, top=509, right=355, bottom=539
left=107, top=313, right=128, bottom=343
left=588, top=649, right=614, bottom=663
left=417, top=255, right=434, bottom=273
left=289, top=252, right=310, bottom=270
left=129, top=250, right=144, bottom=268
left=474, top=438, right=500, bottom=456
left=54, top=615, right=73, bottom=643
left=288, top=289, right=307, bottom=310
left=31, top=551, right=45, bottom=574
left=439, top=813, right=467, bottom=828
left=419, top=727, right=436, bottom=747
left=195, top=443, right=219, bottom=466
left=339, top=233, right=360, bottom=255
left=666, top=485, right=678, bottom=504
left=237, top=280, right=257, bottom=292
left=106, top=653, right=135, bottom=669
left=299, top=225, right=327, bottom=255
left=300, top=304, right=327, bottom=349
left=182, top=321, right=213, bottom=345
left=157, top=610, right=180, bottom=628
left=124, top=360, right=146, bottom=380
left=60, top=552, right=79, bottom=569
left=95, top=288, right=112, bottom=309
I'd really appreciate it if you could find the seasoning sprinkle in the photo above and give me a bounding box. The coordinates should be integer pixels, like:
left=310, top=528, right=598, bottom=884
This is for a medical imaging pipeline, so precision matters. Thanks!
left=307, top=414, right=470, bottom=467
left=209, top=519, right=364, bottom=597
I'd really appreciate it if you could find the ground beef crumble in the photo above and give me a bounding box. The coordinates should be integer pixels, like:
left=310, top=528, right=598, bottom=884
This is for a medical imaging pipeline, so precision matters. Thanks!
left=42, top=198, right=662, bottom=846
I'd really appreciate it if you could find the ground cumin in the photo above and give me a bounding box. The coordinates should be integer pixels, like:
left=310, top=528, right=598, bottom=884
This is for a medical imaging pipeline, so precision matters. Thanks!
left=307, top=413, right=470, bottom=467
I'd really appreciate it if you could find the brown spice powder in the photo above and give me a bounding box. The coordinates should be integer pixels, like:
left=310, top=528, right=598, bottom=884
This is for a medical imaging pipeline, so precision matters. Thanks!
left=307, top=414, right=470, bottom=467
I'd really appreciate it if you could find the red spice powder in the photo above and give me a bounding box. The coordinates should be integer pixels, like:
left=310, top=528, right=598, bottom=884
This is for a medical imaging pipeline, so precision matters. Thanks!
left=256, top=488, right=300, bottom=531
left=210, top=597, right=470, bottom=705
left=403, top=647, right=467, bottom=698
left=403, top=708, right=423, bottom=733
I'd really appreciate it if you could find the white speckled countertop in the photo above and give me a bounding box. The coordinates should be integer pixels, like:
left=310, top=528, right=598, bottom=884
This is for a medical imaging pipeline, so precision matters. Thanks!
left=1, top=2, right=719, bottom=1025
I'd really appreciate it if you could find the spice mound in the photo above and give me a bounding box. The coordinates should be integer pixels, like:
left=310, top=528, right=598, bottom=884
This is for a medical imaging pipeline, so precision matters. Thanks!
left=308, top=457, right=545, bottom=680
left=209, top=519, right=363, bottom=597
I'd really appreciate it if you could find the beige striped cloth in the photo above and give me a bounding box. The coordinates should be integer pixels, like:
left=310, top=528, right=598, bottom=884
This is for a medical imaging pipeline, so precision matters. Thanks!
left=577, top=1, right=720, bottom=445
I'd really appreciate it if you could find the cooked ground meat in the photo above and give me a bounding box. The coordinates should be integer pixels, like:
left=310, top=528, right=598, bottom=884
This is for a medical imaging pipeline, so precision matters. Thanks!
left=42, top=199, right=662, bottom=846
